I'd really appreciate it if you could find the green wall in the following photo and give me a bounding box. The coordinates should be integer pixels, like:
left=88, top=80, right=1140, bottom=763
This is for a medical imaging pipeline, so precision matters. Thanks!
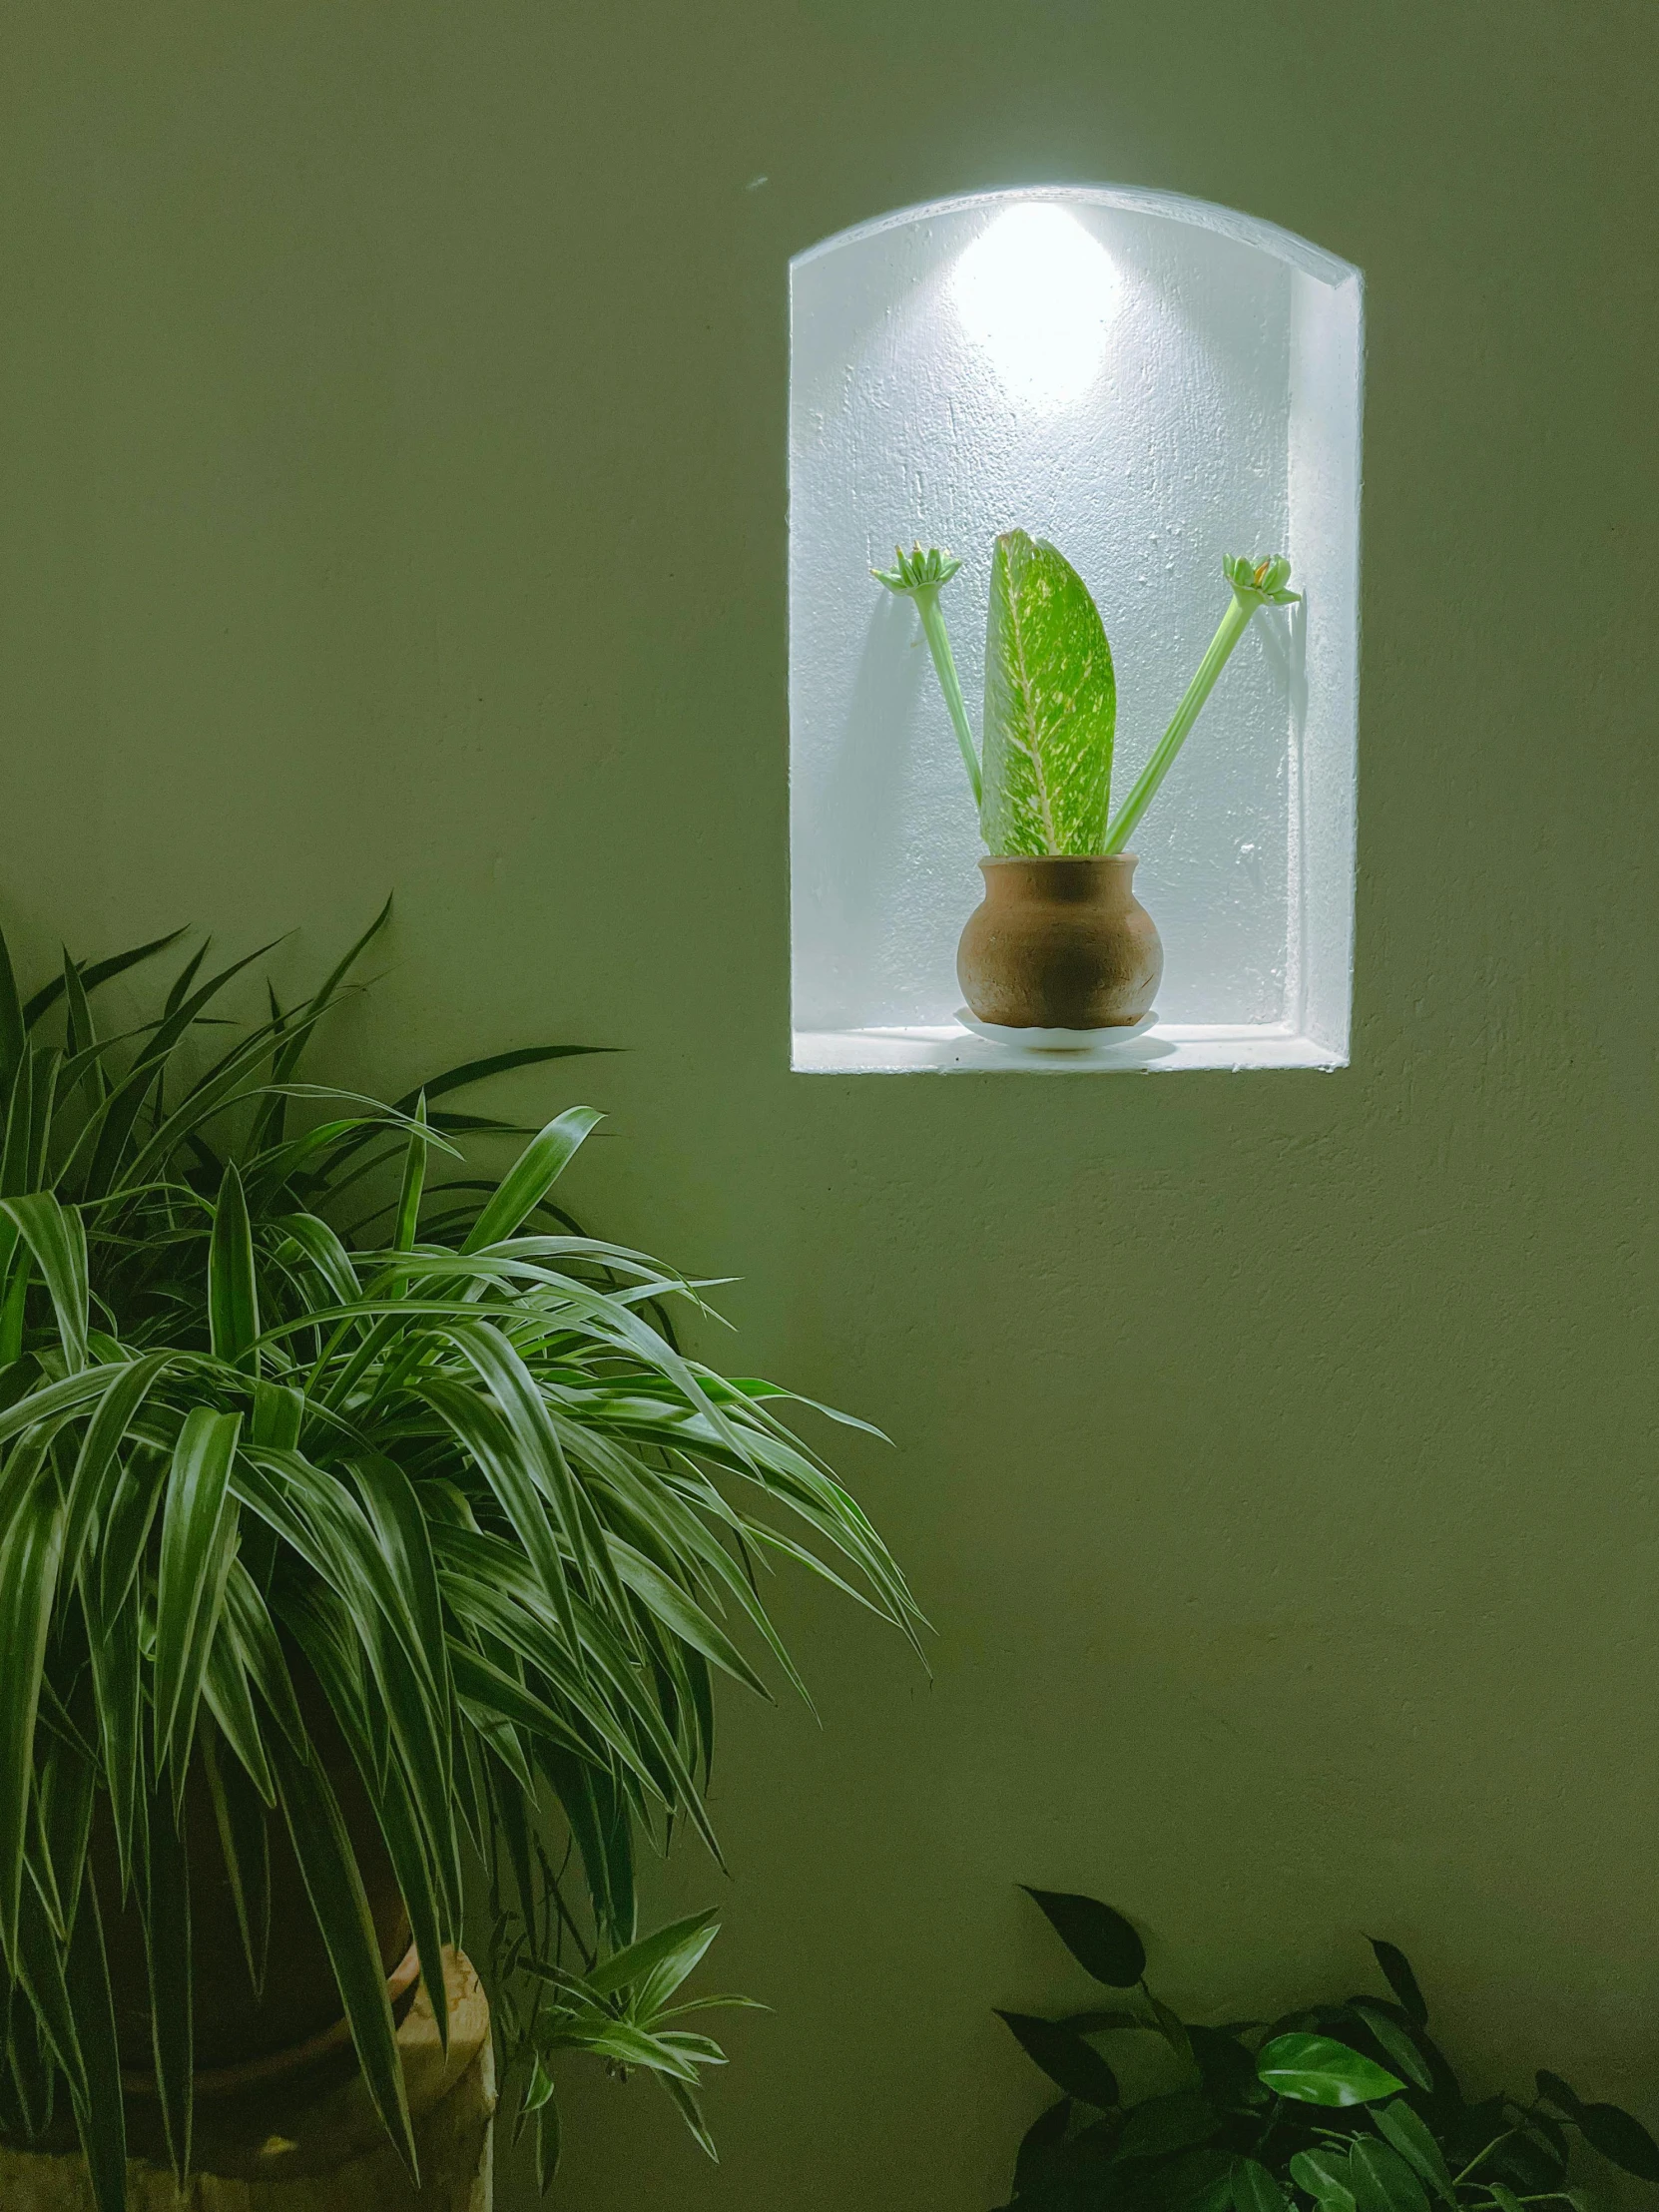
left=3, top=5, right=1657, bottom=2206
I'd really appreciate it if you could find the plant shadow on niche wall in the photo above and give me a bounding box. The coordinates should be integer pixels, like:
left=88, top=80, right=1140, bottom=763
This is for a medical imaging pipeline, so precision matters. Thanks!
left=0, top=898, right=925, bottom=2208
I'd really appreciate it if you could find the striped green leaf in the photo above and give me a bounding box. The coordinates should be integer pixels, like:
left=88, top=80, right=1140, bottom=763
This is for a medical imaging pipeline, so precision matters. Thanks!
left=208, top=1161, right=260, bottom=1371
left=980, top=529, right=1116, bottom=856
left=154, top=1408, right=243, bottom=1785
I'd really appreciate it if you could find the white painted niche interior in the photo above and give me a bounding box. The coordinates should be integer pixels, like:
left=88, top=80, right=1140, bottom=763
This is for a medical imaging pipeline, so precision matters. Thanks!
left=789, top=187, right=1362, bottom=1074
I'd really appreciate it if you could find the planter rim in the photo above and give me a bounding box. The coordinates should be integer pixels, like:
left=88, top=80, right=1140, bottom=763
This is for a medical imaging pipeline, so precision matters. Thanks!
left=977, top=850, right=1138, bottom=868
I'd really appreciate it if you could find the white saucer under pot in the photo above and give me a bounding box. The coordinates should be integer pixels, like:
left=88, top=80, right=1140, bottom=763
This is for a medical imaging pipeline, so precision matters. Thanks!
left=954, top=1009, right=1159, bottom=1053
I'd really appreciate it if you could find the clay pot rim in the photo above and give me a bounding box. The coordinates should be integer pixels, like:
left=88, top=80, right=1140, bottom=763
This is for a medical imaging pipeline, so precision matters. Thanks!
left=977, top=850, right=1139, bottom=869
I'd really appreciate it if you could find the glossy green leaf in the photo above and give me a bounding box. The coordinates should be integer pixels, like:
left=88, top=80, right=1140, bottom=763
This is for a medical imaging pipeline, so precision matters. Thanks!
left=1352, top=2003, right=1433, bottom=2091
left=1292, top=2149, right=1359, bottom=2212
left=1232, top=2155, right=1291, bottom=2212
left=1115, top=2089, right=1217, bottom=2161
left=980, top=529, right=1115, bottom=856
left=1376, top=2098, right=1456, bottom=2199
left=1350, top=2135, right=1430, bottom=2212
left=1257, top=2034, right=1403, bottom=2107
left=1021, top=1889, right=1147, bottom=1988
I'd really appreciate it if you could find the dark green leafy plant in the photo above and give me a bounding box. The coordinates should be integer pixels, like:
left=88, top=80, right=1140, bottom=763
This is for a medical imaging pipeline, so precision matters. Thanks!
left=993, top=1891, right=1659, bottom=2212
left=0, top=906, right=922, bottom=2208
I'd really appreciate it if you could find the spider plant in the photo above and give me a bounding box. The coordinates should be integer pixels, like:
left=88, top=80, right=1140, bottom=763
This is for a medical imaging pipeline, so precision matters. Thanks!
left=0, top=904, right=921, bottom=2207
left=874, top=538, right=1300, bottom=855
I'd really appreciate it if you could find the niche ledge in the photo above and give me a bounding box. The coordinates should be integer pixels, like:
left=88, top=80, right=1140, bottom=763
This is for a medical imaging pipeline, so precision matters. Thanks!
left=793, top=1023, right=1344, bottom=1076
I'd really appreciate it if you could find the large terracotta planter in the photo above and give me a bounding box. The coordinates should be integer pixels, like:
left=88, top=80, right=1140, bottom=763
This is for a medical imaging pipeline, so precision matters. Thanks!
left=957, top=853, right=1163, bottom=1029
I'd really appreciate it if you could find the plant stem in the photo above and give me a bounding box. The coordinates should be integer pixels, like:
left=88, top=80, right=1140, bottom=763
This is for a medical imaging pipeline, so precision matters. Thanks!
left=1102, top=589, right=1253, bottom=854
left=914, top=585, right=982, bottom=811
left=1451, top=2132, right=1516, bottom=2188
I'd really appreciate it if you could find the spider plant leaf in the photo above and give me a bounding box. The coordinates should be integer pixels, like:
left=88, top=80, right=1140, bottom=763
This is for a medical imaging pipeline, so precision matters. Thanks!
left=461, top=1107, right=604, bottom=1253
left=250, top=1379, right=303, bottom=1453
left=1, top=1193, right=89, bottom=1372
left=294, top=1598, right=452, bottom=2040
left=0, top=924, right=25, bottom=1082
left=980, top=529, right=1116, bottom=857
left=0, top=1052, right=32, bottom=1202
left=82, top=1568, right=143, bottom=1889
left=78, top=937, right=279, bottom=1199
left=0, top=1361, right=132, bottom=1449
left=21, top=924, right=191, bottom=1030
left=585, top=1907, right=721, bottom=2006
left=38, top=1728, right=95, bottom=1931
left=606, top=1537, right=770, bottom=1698
left=446, top=1640, right=589, bottom=1759
left=208, top=1162, right=260, bottom=1372
left=144, top=1800, right=194, bottom=2183
left=61, top=954, right=96, bottom=1061
left=392, top=1094, right=430, bottom=1253
left=25, top=1041, right=60, bottom=1189
left=204, top=1725, right=272, bottom=1994
left=203, top=1621, right=276, bottom=1807
left=373, top=1755, right=453, bottom=2047
left=15, top=1866, right=87, bottom=2108
left=0, top=1460, right=64, bottom=1959
left=222, top=1560, right=308, bottom=1755
left=271, top=1729, right=417, bottom=2180
left=63, top=1862, right=127, bottom=2212
left=62, top=1352, right=175, bottom=1582
left=392, top=1044, right=614, bottom=1115
left=95, top=1453, right=170, bottom=1637
left=273, top=1211, right=361, bottom=1309
left=416, top=1366, right=583, bottom=1663
left=154, top=1407, right=243, bottom=1786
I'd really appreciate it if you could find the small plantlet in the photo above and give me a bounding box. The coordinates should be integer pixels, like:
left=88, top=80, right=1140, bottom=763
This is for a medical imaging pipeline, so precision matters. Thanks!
left=874, top=534, right=1299, bottom=856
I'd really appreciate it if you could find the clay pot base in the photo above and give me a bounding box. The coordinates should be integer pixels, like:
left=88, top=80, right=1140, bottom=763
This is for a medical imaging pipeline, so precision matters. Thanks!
left=955, top=1008, right=1159, bottom=1054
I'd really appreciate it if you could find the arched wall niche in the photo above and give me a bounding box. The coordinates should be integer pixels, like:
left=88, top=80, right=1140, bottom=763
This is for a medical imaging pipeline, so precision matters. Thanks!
left=788, top=186, right=1363, bottom=1073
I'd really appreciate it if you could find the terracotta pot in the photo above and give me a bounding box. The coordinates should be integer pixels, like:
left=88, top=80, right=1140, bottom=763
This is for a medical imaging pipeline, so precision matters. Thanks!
left=957, top=853, right=1163, bottom=1029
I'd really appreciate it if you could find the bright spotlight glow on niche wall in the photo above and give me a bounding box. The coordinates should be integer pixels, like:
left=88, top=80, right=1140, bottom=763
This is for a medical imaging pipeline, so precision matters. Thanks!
left=949, top=203, right=1122, bottom=408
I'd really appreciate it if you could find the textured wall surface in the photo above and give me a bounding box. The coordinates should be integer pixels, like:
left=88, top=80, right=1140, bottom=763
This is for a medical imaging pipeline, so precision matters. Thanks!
left=1, top=6, right=1656, bottom=2210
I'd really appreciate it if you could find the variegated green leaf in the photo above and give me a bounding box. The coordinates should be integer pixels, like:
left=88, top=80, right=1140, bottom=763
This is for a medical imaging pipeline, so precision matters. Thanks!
left=980, top=529, right=1115, bottom=856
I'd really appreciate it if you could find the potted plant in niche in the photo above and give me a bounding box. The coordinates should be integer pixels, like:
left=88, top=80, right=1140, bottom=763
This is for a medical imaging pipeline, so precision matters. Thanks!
left=989, top=1888, right=1659, bottom=2212
left=0, top=905, right=922, bottom=2208
left=874, top=535, right=1300, bottom=1044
